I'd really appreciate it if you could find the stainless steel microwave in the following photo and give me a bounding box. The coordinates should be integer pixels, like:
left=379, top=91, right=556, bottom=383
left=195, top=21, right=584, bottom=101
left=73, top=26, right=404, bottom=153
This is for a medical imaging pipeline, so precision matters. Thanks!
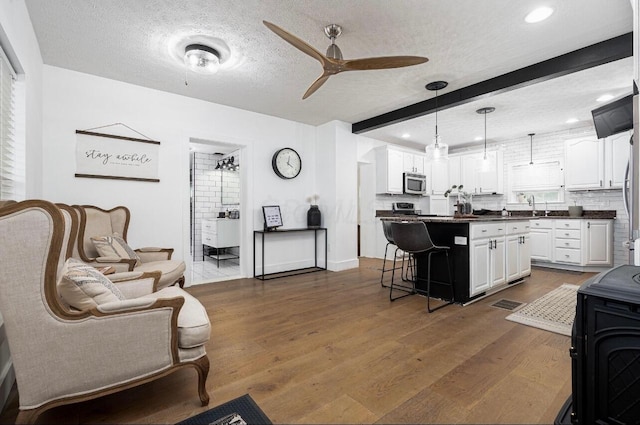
left=403, top=172, right=427, bottom=195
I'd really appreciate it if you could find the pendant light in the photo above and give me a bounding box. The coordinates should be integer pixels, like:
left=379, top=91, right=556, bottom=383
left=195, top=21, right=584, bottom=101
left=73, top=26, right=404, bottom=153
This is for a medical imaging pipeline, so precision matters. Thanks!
left=425, top=81, right=449, bottom=161
left=476, top=107, right=495, bottom=171
left=528, top=133, right=535, bottom=165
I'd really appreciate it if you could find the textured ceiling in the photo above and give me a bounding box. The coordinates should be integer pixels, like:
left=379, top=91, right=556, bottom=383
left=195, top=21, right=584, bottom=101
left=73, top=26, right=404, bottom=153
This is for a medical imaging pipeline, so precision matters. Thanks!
left=24, top=0, right=633, bottom=148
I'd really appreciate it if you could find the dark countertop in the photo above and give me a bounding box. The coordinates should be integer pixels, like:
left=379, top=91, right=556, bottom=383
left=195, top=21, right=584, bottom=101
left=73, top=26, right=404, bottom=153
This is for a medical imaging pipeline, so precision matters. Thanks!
left=376, top=209, right=617, bottom=220
left=379, top=215, right=533, bottom=223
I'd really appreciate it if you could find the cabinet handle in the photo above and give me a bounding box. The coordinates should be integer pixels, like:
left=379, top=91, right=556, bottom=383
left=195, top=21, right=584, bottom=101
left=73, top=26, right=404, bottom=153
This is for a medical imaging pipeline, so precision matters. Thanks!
left=587, top=222, right=591, bottom=229
left=565, top=233, right=570, bottom=236
left=600, top=180, right=603, bottom=187
left=565, top=223, right=570, bottom=227
left=482, top=229, right=487, bottom=233
left=565, top=242, right=569, bottom=246
left=609, top=180, right=612, bottom=187
left=565, top=254, right=570, bottom=258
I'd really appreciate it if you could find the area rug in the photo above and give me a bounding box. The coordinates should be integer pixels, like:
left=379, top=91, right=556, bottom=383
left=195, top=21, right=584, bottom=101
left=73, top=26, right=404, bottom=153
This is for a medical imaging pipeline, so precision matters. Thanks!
left=505, top=284, right=580, bottom=336
left=176, top=394, right=272, bottom=425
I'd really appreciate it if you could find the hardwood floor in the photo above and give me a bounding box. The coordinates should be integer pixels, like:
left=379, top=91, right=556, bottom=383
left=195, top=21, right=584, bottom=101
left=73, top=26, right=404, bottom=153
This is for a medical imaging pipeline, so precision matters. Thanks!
left=0, top=259, right=595, bottom=424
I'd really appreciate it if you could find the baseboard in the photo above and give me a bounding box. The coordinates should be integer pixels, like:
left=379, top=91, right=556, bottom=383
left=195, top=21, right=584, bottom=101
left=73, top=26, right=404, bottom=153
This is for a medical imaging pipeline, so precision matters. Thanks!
left=328, top=258, right=359, bottom=272
left=531, top=261, right=611, bottom=273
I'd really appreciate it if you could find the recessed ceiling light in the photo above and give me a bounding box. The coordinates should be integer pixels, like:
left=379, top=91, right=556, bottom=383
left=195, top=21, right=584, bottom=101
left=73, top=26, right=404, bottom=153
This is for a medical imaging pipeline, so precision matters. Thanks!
left=597, top=94, right=614, bottom=102
left=401, top=133, right=410, bottom=139
left=525, top=6, right=554, bottom=23
left=474, top=136, right=483, bottom=141
left=566, top=118, right=579, bottom=124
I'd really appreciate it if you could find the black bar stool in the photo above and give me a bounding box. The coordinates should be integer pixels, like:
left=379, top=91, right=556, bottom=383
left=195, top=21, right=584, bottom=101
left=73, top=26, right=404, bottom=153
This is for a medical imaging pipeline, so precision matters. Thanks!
left=390, top=221, right=455, bottom=312
left=380, top=220, right=412, bottom=288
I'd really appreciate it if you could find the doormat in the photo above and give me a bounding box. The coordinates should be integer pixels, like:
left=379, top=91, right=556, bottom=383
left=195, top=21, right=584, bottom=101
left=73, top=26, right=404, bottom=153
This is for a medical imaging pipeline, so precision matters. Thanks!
left=490, top=299, right=525, bottom=311
left=176, top=394, right=272, bottom=425
left=506, top=284, right=579, bottom=336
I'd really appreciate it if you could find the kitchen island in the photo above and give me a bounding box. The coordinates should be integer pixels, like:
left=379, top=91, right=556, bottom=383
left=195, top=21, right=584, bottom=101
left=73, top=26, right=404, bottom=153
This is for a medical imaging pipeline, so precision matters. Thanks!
left=381, top=215, right=532, bottom=304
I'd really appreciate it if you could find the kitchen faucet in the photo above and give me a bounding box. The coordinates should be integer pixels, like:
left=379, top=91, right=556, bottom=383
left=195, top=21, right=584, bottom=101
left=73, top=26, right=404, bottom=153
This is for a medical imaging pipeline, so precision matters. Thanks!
left=528, top=194, right=536, bottom=217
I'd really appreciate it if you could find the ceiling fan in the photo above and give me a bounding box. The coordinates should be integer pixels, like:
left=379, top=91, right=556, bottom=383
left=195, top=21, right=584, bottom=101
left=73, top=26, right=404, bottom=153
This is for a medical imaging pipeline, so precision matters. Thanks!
left=263, top=21, right=429, bottom=99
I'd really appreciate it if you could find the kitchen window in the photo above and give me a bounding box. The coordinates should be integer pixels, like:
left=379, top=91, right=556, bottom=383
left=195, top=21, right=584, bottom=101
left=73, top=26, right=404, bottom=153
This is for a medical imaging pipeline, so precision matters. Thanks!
left=508, top=160, right=565, bottom=204
left=0, top=44, right=18, bottom=200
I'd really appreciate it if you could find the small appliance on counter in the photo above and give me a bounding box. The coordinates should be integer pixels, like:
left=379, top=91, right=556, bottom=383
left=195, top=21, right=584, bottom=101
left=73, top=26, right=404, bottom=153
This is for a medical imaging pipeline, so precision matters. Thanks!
left=392, top=202, right=417, bottom=215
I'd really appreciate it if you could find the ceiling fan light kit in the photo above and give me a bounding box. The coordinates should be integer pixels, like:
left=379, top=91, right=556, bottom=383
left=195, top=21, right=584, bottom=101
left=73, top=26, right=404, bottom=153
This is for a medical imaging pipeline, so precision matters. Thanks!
left=425, top=81, right=449, bottom=161
left=263, top=20, right=429, bottom=99
left=184, top=44, right=221, bottom=74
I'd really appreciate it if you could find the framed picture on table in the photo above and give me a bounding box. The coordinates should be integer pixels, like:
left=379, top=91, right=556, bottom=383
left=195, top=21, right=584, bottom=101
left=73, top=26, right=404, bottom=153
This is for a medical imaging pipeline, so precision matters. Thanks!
left=262, top=205, right=283, bottom=231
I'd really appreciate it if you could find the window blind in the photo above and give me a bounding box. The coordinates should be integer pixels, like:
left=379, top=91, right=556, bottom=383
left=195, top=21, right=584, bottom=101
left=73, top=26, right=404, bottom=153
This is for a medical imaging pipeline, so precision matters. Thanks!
left=0, top=45, right=16, bottom=201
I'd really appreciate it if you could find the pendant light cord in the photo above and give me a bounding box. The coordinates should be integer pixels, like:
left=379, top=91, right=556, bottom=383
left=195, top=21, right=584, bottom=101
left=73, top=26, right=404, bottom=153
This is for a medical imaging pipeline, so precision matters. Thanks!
left=529, top=133, right=535, bottom=165
left=434, top=88, right=439, bottom=143
left=483, top=111, right=487, bottom=160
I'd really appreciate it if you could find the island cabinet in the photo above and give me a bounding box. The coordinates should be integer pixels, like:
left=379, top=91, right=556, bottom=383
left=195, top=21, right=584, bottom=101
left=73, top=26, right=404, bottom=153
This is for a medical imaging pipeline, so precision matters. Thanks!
left=469, top=223, right=506, bottom=296
left=506, top=221, right=531, bottom=282
left=383, top=217, right=532, bottom=304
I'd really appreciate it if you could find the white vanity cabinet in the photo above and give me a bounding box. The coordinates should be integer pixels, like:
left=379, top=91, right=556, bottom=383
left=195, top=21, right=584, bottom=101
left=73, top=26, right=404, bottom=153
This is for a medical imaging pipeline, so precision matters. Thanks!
left=202, top=218, right=240, bottom=265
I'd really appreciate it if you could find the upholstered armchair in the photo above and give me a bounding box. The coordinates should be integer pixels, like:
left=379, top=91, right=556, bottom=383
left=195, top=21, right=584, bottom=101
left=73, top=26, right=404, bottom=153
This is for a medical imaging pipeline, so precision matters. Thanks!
left=68, top=204, right=186, bottom=289
left=0, top=201, right=210, bottom=424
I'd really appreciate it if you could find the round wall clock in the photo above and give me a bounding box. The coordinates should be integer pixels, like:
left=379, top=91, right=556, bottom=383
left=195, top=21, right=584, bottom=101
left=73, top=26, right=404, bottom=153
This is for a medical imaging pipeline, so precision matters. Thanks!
left=272, top=147, right=302, bottom=179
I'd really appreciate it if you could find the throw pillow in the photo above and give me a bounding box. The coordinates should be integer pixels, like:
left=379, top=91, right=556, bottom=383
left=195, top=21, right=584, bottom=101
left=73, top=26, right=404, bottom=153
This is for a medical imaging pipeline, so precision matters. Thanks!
left=91, top=233, right=141, bottom=266
left=57, top=258, right=126, bottom=310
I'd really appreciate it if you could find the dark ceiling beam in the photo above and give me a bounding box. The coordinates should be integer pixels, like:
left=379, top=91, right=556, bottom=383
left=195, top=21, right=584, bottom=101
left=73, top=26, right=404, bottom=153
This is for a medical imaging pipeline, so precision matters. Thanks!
left=352, top=32, right=633, bottom=134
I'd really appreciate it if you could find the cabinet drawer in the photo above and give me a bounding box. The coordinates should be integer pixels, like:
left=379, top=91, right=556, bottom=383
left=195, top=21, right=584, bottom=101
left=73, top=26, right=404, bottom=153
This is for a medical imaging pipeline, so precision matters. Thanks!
left=471, top=223, right=506, bottom=239
left=202, top=230, right=217, bottom=245
left=555, top=220, right=581, bottom=230
left=202, top=220, right=217, bottom=232
left=555, top=239, right=581, bottom=249
left=531, top=219, right=553, bottom=229
left=556, top=229, right=581, bottom=239
left=555, top=247, right=581, bottom=264
left=507, top=221, right=531, bottom=235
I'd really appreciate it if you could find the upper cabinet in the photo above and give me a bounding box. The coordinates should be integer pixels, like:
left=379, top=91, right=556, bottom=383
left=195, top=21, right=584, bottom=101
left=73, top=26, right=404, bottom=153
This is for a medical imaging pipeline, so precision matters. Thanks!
left=453, top=151, right=504, bottom=195
left=426, top=159, right=450, bottom=195
left=564, top=137, right=604, bottom=190
left=604, top=131, right=631, bottom=189
left=564, top=132, right=630, bottom=191
left=403, top=152, right=425, bottom=174
left=375, top=146, right=404, bottom=194
left=375, top=146, right=426, bottom=194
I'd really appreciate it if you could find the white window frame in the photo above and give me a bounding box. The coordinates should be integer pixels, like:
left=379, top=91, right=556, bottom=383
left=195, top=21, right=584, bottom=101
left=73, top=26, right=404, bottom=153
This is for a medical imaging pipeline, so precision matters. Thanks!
left=0, top=44, right=18, bottom=201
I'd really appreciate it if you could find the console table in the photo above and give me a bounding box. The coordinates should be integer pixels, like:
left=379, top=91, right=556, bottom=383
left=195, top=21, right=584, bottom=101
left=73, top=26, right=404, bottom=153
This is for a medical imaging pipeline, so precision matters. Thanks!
left=253, top=228, right=327, bottom=280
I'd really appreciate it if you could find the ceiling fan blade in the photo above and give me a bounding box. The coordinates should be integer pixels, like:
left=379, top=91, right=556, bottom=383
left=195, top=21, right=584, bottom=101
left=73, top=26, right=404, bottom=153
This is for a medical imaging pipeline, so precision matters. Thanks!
left=343, top=56, right=429, bottom=71
left=263, top=21, right=327, bottom=65
left=302, top=73, right=331, bottom=99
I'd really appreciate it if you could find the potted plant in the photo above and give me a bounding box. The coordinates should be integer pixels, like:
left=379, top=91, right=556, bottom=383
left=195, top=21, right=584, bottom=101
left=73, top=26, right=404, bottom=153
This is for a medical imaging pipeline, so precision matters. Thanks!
left=444, top=184, right=473, bottom=215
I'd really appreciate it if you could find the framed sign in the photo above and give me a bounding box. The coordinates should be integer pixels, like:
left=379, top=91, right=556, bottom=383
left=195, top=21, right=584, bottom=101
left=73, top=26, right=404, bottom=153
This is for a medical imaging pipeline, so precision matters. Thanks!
left=75, top=130, right=160, bottom=182
left=262, top=205, right=283, bottom=231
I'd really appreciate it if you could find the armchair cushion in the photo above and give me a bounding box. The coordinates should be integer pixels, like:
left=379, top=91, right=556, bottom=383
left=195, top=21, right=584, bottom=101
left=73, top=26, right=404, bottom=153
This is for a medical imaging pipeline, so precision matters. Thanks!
left=91, top=234, right=141, bottom=266
left=135, top=260, right=186, bottom=289
left=57, top=258, right=126, bottom=310
left=145, top=286, right=211, bottom=348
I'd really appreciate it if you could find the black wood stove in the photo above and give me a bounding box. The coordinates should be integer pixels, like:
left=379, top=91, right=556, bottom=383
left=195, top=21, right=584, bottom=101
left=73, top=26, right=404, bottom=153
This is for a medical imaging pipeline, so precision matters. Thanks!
left=557, top=265, right=640, bottom=424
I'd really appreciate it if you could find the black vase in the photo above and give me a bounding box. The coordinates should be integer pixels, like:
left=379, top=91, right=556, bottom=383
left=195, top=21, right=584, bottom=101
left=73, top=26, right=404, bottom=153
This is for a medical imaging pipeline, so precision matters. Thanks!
left=307, top=205, right=321, bottom=228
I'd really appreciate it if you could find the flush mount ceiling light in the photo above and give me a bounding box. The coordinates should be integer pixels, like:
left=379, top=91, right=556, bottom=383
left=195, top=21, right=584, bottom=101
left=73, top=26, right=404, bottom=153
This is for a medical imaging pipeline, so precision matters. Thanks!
left=401, top=133, right=411, bottom=139
left=476, top=107, right=495, bottom=171
left=425, top=81, right=449, bottom=161
left=525, top=6, right=554, bottom=23
left=566, top=118, right=579, bottom=124
left=185, top=43, right=220, bottom=72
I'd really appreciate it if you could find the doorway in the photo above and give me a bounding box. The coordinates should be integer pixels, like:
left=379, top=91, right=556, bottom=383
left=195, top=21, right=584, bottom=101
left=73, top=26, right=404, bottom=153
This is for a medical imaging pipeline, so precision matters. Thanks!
left=189, top=139, right=243, bottom=284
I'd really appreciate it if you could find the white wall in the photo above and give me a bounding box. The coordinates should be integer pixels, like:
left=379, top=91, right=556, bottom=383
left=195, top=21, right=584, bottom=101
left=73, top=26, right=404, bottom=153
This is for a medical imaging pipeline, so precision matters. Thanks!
left=41, top=65, right=336, bottom=281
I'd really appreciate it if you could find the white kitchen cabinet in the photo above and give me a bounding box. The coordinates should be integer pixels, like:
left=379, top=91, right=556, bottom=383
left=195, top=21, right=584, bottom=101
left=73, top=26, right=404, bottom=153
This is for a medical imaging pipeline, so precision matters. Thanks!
left=604, top=131, right=631, bottom=189
left=469, top=222, right=507, bottom=296
left=375, top=147, right=404, bottom=194
left=427, top=159, right=450, bottom=195
left=459, top=151, right=504, bottom=194
left=564, top=137, right=605, bottom=190
left=506, top=221, right=531, bottom=281
left=530, top=219, right=554, bottom=262
left=531, top=218, right=613, bottom=269
left=583, top=219, right=613, bottom=266
left=403, top=152, right=425, bottom=174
